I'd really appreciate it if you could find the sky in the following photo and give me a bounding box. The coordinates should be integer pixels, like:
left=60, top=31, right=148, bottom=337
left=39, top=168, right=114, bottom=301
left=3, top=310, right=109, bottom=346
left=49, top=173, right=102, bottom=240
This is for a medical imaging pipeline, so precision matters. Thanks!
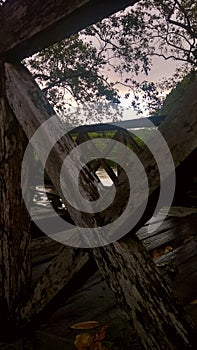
left=63, top=55, right=181, bottom=124
left=76, top=11, right=184, bottom=123
left=26, top=0, right=188, bottom=125
left=95, top=54, right=181, bottom=121
left=120, top=56, right=181, bottom=120
left=77, top=2, right=187, bottom=123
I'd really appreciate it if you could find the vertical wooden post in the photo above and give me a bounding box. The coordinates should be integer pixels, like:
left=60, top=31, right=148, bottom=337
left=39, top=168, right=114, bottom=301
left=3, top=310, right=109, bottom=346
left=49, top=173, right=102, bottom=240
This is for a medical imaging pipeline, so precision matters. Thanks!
left=0, top=65, right=31, bottom=328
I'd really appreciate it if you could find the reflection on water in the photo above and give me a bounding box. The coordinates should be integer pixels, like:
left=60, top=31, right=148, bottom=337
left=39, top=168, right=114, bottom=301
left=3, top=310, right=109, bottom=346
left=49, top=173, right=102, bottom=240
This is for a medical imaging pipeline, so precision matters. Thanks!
left=33, top=168, right=114, bottom=208
left=33, top=189, right=52, bottom=207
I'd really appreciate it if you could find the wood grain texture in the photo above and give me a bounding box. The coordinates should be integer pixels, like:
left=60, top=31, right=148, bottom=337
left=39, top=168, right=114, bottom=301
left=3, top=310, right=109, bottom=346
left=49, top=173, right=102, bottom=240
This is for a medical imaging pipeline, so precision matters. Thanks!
left=0, top=0, right=138, bottom=61
left=0, top=97, right=31, bottom=326
left=5, top=62, right=197, bottom=348
left=93, top=78, right=197, bottom=348
left=31, top=236, right=62, bottom=266
left=5, top=63, right=104, bottom=249
left=20, top=247, right=89, bottom=324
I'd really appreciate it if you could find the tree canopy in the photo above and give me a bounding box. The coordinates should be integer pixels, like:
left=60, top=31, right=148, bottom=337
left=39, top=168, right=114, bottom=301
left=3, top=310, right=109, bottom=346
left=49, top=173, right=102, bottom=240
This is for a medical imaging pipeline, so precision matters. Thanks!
left=25, top=0, right=197, bottom=124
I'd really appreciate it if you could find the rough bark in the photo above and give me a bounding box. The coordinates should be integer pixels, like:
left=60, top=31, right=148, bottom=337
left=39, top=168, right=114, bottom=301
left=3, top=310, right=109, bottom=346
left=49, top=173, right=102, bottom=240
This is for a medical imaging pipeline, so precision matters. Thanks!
left=5, top=62, right=197, bottom=348
left=0, top=0, right=139, bottom=61
left=0, top=96, right=31, bottom=327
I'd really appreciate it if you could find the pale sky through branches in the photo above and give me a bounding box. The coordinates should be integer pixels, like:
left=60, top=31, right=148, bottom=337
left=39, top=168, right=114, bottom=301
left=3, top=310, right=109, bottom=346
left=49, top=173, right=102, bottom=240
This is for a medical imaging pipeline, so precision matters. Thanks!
left=78, top=42, right=181, bottom=121
left=119, top=56, right=181, bottom=119
left=25, top=0, right=196, bottom=125
left=76, top=1, right=187, bottom=122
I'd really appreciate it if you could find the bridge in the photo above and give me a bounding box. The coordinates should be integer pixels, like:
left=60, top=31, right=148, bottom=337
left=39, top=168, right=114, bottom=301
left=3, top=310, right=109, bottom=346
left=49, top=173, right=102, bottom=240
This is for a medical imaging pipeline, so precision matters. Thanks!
left=0, top=1, right=197, bottom=349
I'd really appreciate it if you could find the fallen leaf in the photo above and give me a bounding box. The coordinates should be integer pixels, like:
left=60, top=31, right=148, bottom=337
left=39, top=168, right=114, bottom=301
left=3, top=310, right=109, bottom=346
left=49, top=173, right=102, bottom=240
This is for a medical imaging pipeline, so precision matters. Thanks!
left=153, top=245, right=173, bottom=258
left=74, top=333, right=92, bottom=350
left=152, top=249, right=161, bottom=258
left=73, top=325, right=109, bottom=350
left=70, top=321, right=100, bottom=330
left=164, top=246, right=173, bottom=254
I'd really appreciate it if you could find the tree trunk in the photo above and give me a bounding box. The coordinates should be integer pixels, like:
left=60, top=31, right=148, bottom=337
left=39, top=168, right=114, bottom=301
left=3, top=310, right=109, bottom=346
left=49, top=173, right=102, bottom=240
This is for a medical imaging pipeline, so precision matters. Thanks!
left=0, top=96, right=31, bottom=329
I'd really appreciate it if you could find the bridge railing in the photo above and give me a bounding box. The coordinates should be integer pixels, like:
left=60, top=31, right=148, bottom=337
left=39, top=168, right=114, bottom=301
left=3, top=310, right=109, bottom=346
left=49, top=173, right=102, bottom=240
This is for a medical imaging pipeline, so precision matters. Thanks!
left=68, top=116, right=166, bottom=185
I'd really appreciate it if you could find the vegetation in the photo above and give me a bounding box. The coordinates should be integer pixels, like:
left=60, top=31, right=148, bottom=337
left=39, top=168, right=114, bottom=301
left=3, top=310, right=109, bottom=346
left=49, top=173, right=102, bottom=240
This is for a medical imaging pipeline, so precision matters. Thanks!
left=24, top=0, right=197, bottom=124
left=156, top=69, right=197, bottom=115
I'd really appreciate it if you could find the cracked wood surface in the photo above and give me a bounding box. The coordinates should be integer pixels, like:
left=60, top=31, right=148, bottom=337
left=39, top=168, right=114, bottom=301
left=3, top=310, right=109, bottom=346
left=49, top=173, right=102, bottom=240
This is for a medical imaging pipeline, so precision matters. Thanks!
left=5, top=61, right=197, bottom=348
left=19, top=247, right=89, bottom=324
left=0, top=0, right=196, bottom=347
left=0, top=97, right=31, bottom=326
left=5, top=63, right=103, bottom=244
left=0, top=0, right=138, bottom=61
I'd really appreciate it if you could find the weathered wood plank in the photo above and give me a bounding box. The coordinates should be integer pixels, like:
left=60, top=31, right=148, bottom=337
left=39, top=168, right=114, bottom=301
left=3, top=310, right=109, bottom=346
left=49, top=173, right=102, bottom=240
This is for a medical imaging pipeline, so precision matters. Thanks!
left=156, top=239, right=197, bottom=303
left=137, top=210, right=197, bottom=304
left=31, top=237, right=62, bottom=266
left=4, top=63, right=102, bottom=323
left=5, top=62, right=197, bottom=348
left=0, top=0, right=138, bottom=61
left=138, top=214, right=197, bottom=251
left=19, top=248, right=89, bottom=324
left=0, top=97, right=31, bottom=326
left=93, top=77, right=197, bottom=348
left=95, top=237, right=197, bottom=350
left=5, top=63, right=102, bottom=237
left=4, top=63, right=136, bottom=243
left=93, top=75, right=197, bottom=348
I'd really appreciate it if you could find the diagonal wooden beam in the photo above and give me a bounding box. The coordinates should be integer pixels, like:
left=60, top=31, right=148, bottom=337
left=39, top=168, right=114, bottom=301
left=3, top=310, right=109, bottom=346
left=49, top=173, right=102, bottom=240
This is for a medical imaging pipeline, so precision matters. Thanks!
left=19, top=247, right=89, bottom=324
left=5, top=63, right=102, bottom=239
left=5, top=62, right=197, bottom=348
left=0, top=0, right=139, bottom=61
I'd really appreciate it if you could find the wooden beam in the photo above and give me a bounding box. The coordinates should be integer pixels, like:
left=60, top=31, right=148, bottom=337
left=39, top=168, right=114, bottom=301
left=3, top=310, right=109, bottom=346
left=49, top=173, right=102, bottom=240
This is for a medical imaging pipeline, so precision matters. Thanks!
left=31, top=237, right=62, bottom=266
left=5, top=63, right=102, bottom=242
left=0, top=0, right=139, bottom=61
left=20, top=247, right=89, bottom=324
left=93, top=79, right=197, bottom=348
left=5, top=63, right=197, bottom=348
left=73, top=115, right=167, bottom=133
left=0, top=97, right=32, bottom=328
left=3, top=62, right=104, bottom=324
